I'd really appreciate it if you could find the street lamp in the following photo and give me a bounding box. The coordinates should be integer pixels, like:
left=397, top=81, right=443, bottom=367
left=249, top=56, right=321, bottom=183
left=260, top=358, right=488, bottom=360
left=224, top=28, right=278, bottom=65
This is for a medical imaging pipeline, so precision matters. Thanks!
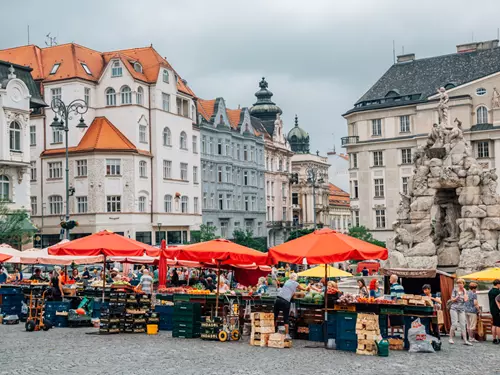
left=50, top=98, right=88, bottom=240
left=157, top=222, right=162, bottom=245
left=306, top=166, right=325, bottom=230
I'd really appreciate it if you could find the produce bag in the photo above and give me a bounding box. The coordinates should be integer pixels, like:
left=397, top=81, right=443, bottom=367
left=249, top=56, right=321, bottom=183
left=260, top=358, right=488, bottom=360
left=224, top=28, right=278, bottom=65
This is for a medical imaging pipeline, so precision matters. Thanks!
left=407, top=318, right=437, bottom=353
left=290, top=303, right=297, bottom=318
left=21, top=301, right=28, bottom=315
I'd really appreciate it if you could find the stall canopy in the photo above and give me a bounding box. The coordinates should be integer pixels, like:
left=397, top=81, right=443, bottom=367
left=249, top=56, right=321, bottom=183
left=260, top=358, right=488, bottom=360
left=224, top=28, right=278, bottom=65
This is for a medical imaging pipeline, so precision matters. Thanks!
left=20, top=240, right=103, bottom=265
left=48, top=230, right=157, bottom=257
left=298, top=264, right=352, bottom=278
left=267, top=228, right=388, bottom=265
left=462, top=267, right=500, bottom=281
left=0, top=253, right=12, bottom=263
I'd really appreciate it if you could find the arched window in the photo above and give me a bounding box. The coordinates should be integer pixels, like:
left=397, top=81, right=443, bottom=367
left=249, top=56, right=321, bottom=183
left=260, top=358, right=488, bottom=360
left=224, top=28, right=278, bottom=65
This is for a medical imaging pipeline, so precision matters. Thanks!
left=139, top=161, right=147, bottom=178
left=0, top=175, right=10, bottom=201
left=138, top=196, right=146, bottom=212
left=163, top=127, right=171, bottom=146
left=9, top=121, right=21, bottom=151
left=163, top=69, right=169, bottom=83
left=120, top=86, right=132, bottom=105
left=477, top=106, right=488, bottom=124
left=181, top=196, right=188, bottom=213
left=49, top=195, right=63, bottom=215
left=136, top=87, right=143, bottom=105
left=164, top=195, right=172, bottom=213
left=106, top=88, right=116, bottom=106
left=180, top=131, right=187, bottom=149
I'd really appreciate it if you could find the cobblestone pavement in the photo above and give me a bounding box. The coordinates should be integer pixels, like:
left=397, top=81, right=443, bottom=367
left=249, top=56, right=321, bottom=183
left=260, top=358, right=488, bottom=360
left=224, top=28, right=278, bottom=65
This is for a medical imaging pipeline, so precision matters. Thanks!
left=0, top=325, right=498, bottom=375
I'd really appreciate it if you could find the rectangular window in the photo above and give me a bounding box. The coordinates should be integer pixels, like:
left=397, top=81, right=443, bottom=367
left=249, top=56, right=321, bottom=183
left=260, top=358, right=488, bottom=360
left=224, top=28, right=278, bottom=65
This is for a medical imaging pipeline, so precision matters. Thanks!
left=226, top=194, right=231, bottom=210
left=84, top=87, right=91, bottom=105
left=176, top=97, right=189, bottom=117
left=225, top=167, right=231, bottom=182
left=50, top=63, right=60, bottom=75
left=400, top=115, right=410, bottom=133
left=162, top=93, right=170, bottom=111
left=77, top=196, right=88, bottom=213
left=106, top=159, right=121, bottom=176
left=351, top=153, right=358, bottom=169
left=193, top=166, right=198, bottom=183
left=51, top=87, right=62, bottom=101
left=243, top=146, right=248, bottom=161
left=244, top=171, right=248, bottom=186
left=194, top=197, right=199, bottom=213
left=210, top=193, right=215, bottom=209
left=180, top=163, right=188, bottom=181
left=352, top=180, right=359, bottom=199
left=139, top=125, right=147, bottom=143
left=225, top=141, right=230, bottom=156
left=372, top=119, right=382, bottom=136
left=163, top=160, right=172, bottom=179
left=220, top=221, right=228, bottom=238
left=292, top=193, right=299, bottom=205
left=282, top=207, right=287, bottom=221
left=218, top=166, right=223, bottom=182
left=402, top=177, right=409, bottom=195
left=281, top=182, right=286, bottom=197
left=201, top=136, right=206, bottom=153
left=251, top=196, right=256, bottom=211
left=203, top=193, right=207, bottom=209
left=52, top=128, right=63, bottom=144
left=209, top=138, right=214, bottom=154
left=374, top=178, right=385, bottom=198
left=30, top=125, right=36, bottom=146
left=106, top=195, right=121, bottom=212
left=111, top=61, right=122, bottom=77
left=136, top=232, right=152, bottom=245
left=48, top=161, right=62, bottom=179
left=219, top=194, right=224, bottom=210
left=477, top=141, right=490, bottom=158
left=244, top=196, right=250, bottom=211
left=401, top=148, right=412, bottom=164
left=31, top=196, right=37, bottom=215
left=218, top=139, right=222, bottom=155
left=236, top=144, right=240, bottom=160
left=353, top=211, right=360, bottom=227
left=30, top=161, right=37, bottom=182
left=192, top=136, right=198, bottom=153
left=139, top=161, right=147, bottom=178
left=76, top=160, right=87, bottom=177
left=375, top=209, right=386, bottom=229
left=373, top=151, right=384, bottom=166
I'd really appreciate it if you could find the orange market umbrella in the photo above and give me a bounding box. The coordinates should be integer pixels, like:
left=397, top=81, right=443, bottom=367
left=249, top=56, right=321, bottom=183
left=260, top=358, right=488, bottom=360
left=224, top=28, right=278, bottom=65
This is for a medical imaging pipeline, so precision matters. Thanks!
left=267, top=228, right=388, bottom=265
left=49, top=230, right=158, bottom=299
left=0, top=253, right=12, bottom=263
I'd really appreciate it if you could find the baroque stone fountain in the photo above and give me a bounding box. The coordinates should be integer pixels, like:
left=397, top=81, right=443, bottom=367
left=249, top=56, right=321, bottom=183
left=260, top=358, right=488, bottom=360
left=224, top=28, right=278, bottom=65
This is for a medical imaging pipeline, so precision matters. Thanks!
left=385, top=88, right=500, bottom=275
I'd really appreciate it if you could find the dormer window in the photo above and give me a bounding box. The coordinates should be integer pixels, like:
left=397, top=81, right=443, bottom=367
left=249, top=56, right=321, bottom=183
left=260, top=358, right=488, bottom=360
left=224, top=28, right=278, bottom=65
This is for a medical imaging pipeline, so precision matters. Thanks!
left=163, top=69, right=169, bottom=83
left=133, top=62, right=143, bottom=73
left=50, top=63, right=60, bottom=75
left=80, top=63, right=92, bottom=75
left=111, top=61, right=122, bottom=77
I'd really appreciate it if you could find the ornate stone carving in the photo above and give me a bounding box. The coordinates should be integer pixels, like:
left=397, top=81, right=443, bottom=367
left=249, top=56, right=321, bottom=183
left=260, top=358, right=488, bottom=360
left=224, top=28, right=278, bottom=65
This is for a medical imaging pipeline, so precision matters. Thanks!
left=493, top=87, right=500, bottom=108
left=437, top=87, right=450, bottom=128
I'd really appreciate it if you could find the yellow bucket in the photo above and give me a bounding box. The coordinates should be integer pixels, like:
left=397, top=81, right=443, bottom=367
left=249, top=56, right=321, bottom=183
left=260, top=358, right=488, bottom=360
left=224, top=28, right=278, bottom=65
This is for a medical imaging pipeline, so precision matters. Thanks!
left=147, top=324, right=158, bottom=335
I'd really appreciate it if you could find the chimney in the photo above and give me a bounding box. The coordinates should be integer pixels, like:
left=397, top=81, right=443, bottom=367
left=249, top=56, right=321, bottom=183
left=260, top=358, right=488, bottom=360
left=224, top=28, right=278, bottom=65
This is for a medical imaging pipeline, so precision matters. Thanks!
left=397, top=53, right=415, bottom=63
left=457, top=39, right=499, bottom=53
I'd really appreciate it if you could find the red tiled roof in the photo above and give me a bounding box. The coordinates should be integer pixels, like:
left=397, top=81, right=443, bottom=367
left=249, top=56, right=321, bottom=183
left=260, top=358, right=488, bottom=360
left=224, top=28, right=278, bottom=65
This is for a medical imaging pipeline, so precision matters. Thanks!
left=0, top=43, right=195, bottom=96
left=329, top=183, right=350, bottom=206
left=226, top=109, right=241, bottom=130
left=197, top=98, right=215, bottom=121
left=42, top=116, right=150, bottom=156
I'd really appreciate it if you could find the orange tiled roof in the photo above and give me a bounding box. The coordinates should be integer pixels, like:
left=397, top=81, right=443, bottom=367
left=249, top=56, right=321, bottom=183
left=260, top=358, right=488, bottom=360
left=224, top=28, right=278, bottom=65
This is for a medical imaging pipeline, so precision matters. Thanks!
left=329, top=183, right=350, bottom=206
left=226, top=108, right=241, bottom=130
left=198, top=98, right=216, bottom=121
left=42, top=116, right=150, bottom=156
left=0, top=43, right=195, bottom=96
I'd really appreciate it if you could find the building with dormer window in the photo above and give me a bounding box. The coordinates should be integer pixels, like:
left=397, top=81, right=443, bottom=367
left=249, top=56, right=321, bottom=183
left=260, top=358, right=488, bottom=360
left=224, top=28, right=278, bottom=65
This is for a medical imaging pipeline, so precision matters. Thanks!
left=198, top=98, right=266, bottom=239
left=0, top=43, right=201, bottom=246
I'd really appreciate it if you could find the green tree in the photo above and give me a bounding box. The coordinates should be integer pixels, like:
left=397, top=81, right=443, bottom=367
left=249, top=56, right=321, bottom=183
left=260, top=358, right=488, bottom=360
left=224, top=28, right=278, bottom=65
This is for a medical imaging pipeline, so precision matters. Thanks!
left=232, top=229, right=267, bottom=252
left=285, top=228, right=314, bottom=242
left=0, top=201, right=36, bottom=248
left=348, top=225, right=386, bottom=247
left=190, top=223, right=218, bottom=243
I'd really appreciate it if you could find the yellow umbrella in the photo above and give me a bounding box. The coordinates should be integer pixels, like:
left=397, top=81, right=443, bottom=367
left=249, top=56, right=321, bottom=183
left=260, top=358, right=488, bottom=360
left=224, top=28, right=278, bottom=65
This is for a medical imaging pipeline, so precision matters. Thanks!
left=297, top=264, right=352, bottom=278
left=462, top=267, right=500, bottom=281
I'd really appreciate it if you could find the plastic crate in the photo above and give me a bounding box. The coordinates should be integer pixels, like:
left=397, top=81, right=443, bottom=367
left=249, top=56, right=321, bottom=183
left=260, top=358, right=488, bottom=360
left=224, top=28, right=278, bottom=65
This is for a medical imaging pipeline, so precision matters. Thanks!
left=308, top=324, right=324, bottom=342
left=0, top=287, right=22, bottom=295
left=337, top=339, right=357, bottom=352
left=173, top=294, right=191, bottom=303
left=336, top=312, right=357, bottom=341
left=155, top=305, right=174, bottom=314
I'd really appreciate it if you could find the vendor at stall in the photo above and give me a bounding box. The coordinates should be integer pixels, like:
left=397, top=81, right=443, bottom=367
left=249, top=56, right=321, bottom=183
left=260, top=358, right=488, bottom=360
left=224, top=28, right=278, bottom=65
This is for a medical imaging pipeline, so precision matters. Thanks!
left=358, top=279, right=369, bottom=298
left=50, top=267, right=64, bottom=301
left=369, top=279, right=382, bottom=298
left=30, top=268, right=47, bottom=282
left=422, top=284, right=442, bottom=340
left=274, top=272, right=310, bottom=339
left=255, top=277, right=268, bottom=295
left=206, top=277, right=216, bottom=292
left=389, top=275, right=405, bottom=335
left=310, top=278, right=326, bottom=293
left=217, top=276, right=230, bottom=293
left=70, top=268, right=81, bottom=282
left=82, top=267, right=90, bottom=280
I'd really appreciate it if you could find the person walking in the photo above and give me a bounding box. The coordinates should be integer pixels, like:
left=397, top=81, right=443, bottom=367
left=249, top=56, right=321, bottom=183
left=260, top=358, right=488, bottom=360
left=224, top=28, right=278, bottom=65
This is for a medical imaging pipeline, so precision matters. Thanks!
left=488, top=279, right=500, bottom=344
left=449, top=278, right=472, bottom=346
left=138, top=269, right=154, bottom=295
left=465, top=282, right=480, bottom=343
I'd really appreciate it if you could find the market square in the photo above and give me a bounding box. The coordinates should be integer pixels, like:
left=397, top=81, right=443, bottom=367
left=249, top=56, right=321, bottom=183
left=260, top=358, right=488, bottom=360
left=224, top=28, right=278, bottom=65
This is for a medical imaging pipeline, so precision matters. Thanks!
left=1, top=1, right=500, bottom=374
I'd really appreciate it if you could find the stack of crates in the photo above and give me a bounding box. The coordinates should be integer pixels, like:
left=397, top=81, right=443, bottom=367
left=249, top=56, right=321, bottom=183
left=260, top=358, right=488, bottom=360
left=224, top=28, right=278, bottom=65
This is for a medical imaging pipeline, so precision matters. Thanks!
left=173, top=302, right=201, bottom=338
left=326, top=313, right=337, bottom=340
left=44, top=301, right=70, bottom=328
left=0, top=287, right=23, bottom=317
left=155, top=305, right=173, bottom=331
left=336, top=312, right=358, bottom=352
left=308, top=323, right=324, bottom=342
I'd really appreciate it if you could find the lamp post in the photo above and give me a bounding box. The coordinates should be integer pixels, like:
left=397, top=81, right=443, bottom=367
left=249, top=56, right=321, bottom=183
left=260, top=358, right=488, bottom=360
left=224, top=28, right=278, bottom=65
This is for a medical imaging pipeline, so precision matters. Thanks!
left=50, top=98, right=88, bottom=240
left=306, top=166, right=325, bottom=230
left=157, top=222, right=162, bottom=246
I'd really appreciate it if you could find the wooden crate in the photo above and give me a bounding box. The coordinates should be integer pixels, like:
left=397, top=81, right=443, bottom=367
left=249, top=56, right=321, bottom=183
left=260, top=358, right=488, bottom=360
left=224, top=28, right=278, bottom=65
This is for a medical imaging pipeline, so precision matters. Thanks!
left=252, top=326, right=275, bottom=334
left=251, top=312, right=274, bottom=321
left=250, top=332, right=271, bottom=347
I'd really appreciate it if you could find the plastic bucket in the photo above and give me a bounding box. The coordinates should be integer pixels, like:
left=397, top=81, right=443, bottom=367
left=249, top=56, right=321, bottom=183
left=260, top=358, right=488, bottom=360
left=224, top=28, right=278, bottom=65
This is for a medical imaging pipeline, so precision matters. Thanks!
left=147, top=324, right=158, bottom=335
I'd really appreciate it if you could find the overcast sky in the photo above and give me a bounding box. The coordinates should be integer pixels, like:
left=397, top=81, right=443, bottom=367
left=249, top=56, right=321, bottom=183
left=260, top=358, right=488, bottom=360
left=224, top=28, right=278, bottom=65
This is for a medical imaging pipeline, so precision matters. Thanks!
left=2, top=0, right=500, bottom=153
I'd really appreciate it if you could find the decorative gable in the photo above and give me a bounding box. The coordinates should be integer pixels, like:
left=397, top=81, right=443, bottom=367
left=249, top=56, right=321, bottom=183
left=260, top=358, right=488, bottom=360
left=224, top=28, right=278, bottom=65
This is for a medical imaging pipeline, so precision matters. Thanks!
left=212, top=98, right=230, bottom=129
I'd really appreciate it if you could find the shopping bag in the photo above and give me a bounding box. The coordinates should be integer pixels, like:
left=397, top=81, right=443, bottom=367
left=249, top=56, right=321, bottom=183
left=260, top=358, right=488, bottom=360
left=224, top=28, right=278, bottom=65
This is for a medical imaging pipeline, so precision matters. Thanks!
left=408, top=318, right=437, bottom=353
left=476, top=315, right=486, bottom=341
left=436, top=310, right=444, bottom=325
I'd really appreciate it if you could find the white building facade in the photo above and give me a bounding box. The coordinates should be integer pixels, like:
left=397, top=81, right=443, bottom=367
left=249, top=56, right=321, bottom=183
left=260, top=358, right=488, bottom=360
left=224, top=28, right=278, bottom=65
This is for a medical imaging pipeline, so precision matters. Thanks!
left=342, top=39, right=500, bottom=241
left=0, top=44, right=201, bottom=246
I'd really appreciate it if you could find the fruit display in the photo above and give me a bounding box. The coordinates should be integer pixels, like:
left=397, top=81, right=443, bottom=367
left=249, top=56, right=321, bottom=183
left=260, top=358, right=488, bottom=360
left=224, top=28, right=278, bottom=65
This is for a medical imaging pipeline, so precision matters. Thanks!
left=187, top=289, right=210, bottom=295
left=301, top=291, right=324, bottom=304
left=337, top=293, right=357, bottom=304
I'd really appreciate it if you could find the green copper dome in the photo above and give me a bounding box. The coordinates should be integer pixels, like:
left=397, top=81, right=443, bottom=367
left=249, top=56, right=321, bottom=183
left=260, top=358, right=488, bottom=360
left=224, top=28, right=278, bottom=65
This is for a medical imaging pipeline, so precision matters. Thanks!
left=287, top=115, right=309, bottom=153
left=249, top=77, right=282, bottom=122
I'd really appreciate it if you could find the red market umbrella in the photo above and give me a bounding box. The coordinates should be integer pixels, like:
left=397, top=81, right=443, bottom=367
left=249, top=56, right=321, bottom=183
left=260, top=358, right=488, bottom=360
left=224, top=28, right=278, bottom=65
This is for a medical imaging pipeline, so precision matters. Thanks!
left=267, top=228, right=388, bottom=265
left=49, top=230, right=157, bottom=298
left=158, top=240, right=168, bottom=289
left=0, top=253, right=12, bottom=263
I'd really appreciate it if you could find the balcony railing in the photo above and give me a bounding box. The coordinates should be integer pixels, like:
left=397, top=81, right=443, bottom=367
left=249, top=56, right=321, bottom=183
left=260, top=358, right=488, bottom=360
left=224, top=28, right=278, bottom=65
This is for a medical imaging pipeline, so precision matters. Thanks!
left=341, top=136, right=359, bottom=146
left=267, top=221, right=296, bottom=228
